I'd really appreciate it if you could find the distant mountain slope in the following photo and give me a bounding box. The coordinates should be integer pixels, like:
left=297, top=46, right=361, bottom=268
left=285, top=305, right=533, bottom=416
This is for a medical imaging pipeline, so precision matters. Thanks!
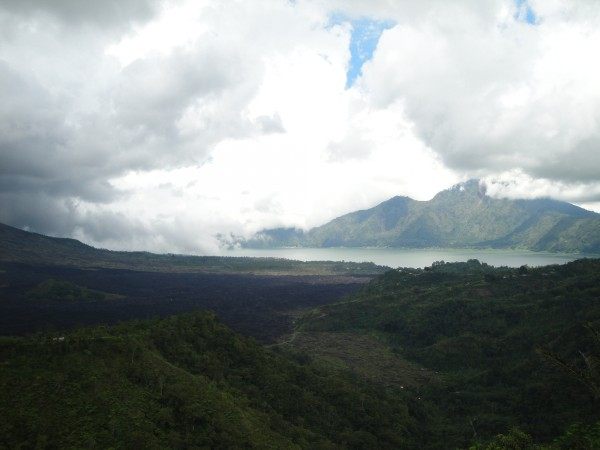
left=243, top=180, right=600, bottom=253
left=0, top=223, right=385, bottom=276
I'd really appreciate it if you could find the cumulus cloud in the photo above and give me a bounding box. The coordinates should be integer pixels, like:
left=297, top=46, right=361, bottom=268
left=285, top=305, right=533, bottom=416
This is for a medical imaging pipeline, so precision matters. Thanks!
left=327, top=130, right=372, bottom=161
left=254, top=114, right=285, bottom=134
left=0, top=1, right=266, bottom=211
left=358, top=0, right=600, bottom=184
left=483, top=170, right=600, bottom=204
left=0, top=0, right=161, bottom=29
left=1, top=0, right=599, bottom=253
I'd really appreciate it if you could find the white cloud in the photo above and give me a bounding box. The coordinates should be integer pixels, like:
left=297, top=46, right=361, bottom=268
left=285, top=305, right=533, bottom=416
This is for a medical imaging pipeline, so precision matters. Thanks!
left=358, top=0, right=600, bottom=184
left=483, top=170, right=600, bottom=204
left=0, top=0, right=161, bottom=29
left=1, top=0, right=599, bottom=254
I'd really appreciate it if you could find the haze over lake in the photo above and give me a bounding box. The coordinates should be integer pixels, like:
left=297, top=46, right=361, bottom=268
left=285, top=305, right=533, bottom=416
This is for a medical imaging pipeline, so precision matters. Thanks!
left=223, top=247, right=595, bottom=268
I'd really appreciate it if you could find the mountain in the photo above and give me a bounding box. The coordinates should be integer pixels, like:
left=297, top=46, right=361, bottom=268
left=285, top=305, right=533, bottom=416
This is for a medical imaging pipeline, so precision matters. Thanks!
left=242, top=180, right=600, bottom=253
left=0, top=222, right=384, bottom=276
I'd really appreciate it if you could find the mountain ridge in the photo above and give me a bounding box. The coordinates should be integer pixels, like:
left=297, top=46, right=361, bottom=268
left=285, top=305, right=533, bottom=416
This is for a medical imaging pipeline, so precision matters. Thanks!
left=241, top=180, right=600, bottom=253
left=0, top=222, right=385, bottom=276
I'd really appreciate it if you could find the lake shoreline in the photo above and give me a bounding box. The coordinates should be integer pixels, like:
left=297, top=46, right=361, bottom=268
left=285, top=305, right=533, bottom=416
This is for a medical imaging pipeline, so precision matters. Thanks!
left=221, top=247, right=599, bottom=268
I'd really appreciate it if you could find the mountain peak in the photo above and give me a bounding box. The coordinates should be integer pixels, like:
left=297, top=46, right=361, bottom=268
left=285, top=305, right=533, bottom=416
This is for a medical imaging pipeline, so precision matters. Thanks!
left=243, top=180, right=600, bottom=252
left=459, top=178, right=480, bottom=188
left=432, top=179, right=486, bottom=201
left=452, top=179, right=485, bottom=193
left=379, top=195, right=411, bottom=206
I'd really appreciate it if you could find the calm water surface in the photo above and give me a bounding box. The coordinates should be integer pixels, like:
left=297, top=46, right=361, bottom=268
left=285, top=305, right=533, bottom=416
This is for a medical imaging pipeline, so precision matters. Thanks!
left=222, top=247, right=597, bottom=268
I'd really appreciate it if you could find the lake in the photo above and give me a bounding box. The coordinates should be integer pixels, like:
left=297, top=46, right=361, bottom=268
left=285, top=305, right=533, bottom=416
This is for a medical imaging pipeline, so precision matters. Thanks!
left=222, top=247, right=596, bottom=268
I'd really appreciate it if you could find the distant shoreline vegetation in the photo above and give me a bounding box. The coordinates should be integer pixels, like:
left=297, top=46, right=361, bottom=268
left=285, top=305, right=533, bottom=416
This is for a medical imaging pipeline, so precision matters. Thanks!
left=222, top=246, right=597, bottom=269
left=2, top=220, right=597, bottom=271
left=225, top=243, right=598, bottom=254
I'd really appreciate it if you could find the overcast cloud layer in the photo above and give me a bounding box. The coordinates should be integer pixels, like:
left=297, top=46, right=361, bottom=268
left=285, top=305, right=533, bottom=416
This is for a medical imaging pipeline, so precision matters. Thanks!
left=1, top=0, right=599, bottom=253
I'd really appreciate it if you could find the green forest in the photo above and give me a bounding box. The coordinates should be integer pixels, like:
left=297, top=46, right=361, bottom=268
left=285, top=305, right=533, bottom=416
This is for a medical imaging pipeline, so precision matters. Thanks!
left=295, top=258, right=600, bottom=448
left=1, top=259, right=599, bottom=448
left=1, top=313, right=425, bottom=449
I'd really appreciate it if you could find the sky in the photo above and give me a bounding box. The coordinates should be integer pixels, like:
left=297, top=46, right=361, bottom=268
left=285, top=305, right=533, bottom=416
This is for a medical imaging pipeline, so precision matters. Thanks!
left=1, top=0, right=600, bottom=254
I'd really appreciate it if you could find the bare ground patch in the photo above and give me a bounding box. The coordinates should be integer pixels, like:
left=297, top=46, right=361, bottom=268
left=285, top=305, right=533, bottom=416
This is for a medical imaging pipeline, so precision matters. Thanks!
left=287, top=331, right=435, bottom=388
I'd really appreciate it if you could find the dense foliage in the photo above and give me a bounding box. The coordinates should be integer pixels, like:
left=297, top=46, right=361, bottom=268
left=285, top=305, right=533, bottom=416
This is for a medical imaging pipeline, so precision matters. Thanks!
left=297, top=258, right=600, bottom=448
left=0, top=312, right=430, bottom=449
left=243, top=180, right=600, bottom=252
left=2, top=219, right=600, bottom=448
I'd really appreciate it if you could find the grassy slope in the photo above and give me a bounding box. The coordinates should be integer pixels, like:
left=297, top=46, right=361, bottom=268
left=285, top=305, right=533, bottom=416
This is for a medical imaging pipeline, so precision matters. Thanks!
left=285, top=331, right=435, bottom=388
left=292, top=259, right=600, bottom=447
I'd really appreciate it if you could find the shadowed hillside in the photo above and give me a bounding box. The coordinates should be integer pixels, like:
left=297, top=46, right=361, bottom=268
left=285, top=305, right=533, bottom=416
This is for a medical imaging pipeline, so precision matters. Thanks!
left=2, top=260, right=600, bottom=449
left=0, top=224, right=385, bottom=341
left=0, top=222, right=386, bottom=277
left=288, top=258, right=600, bottom=448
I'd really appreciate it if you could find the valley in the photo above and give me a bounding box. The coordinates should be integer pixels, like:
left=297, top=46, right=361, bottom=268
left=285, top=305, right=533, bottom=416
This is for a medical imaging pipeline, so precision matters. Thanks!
left=0, top=262, right=368, bottom=342
left=1, top=224, right=599, bottom=448
left=4, top=2, right=600, bottom=448
left=0, top=222, right=384, bottom=341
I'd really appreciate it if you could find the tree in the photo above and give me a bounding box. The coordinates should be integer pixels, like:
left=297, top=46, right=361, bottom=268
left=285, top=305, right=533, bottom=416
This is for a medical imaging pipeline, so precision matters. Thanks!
left=538, top=324, right=600, bottom=400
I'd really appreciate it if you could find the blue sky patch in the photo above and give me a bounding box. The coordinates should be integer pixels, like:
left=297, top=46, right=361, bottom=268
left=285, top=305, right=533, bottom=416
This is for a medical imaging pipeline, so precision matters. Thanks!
left=329, top=14, right=394, bottom=88
left=515, top=0, right=537, bottom=24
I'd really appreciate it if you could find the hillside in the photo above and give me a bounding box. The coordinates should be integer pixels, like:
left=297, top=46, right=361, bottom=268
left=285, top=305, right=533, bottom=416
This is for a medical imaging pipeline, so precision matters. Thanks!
left=0, top=222, right=385, bottom=277
left=0, top=312, right=424, bottom=449
left=242, top=180, right=600, bottom=253
left=2, top=261, right=600, bottom=449
left=0, top=223, right=386, bottom=340
left=288, top=258, right=600, bottom=447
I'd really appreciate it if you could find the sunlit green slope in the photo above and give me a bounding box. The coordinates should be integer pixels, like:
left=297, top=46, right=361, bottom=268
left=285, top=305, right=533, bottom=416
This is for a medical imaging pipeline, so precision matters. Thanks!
left=244, top=180, right=600, bottom=252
